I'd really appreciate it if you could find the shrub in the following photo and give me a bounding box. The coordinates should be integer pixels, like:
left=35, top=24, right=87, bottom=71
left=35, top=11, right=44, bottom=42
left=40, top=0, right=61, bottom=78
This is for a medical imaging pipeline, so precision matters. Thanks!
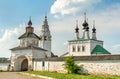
left=64, top=56, right=82, bottom=74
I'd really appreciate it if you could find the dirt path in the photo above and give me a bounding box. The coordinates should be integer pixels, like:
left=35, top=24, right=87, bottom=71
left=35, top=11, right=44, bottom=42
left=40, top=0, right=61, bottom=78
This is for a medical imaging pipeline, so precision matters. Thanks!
left=0, top=72, right=42, bottom=79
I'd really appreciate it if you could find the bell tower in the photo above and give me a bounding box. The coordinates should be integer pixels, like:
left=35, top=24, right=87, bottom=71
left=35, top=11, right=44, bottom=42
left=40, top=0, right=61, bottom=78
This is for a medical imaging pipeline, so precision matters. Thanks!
left=40, top=16, right=52, bottom=57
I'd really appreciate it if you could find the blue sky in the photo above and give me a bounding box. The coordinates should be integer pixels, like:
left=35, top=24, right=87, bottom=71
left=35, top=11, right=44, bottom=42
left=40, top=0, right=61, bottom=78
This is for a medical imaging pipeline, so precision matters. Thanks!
left=0, top=0, right=120, bottom=57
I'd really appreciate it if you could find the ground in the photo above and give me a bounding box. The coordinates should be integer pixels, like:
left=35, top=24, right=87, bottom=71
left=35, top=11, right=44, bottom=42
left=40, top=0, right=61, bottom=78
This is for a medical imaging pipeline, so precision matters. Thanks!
left=0, top=72, right=43, bottom=79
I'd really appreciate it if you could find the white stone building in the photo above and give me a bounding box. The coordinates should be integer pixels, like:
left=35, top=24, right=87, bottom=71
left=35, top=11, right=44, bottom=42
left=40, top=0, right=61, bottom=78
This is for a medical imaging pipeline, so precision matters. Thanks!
left=10, top=16, right=54, bottom=71
left=62, top=13, right=110, bottom=56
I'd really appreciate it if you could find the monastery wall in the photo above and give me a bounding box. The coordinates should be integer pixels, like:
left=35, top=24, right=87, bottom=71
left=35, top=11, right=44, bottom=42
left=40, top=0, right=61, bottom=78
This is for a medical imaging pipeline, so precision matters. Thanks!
left=78, top=60, right=120, bottom=75
left=0, top=63, right=9, bottom=71
left=33, top=56, right=120, bottom=76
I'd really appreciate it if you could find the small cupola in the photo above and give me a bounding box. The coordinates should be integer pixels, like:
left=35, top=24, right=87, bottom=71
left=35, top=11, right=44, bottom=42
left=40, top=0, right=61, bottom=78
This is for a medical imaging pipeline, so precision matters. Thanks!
left=26, top=17, right=34, bottom=33
left=92, top=20, right=97, bottom=40
left=75, top=20, right=80, bottom=40
left=92, top=20, right=96, bottom=33
left=75, top=20, right=79, bottom=33
left=82, top=12, right=88, bottom=30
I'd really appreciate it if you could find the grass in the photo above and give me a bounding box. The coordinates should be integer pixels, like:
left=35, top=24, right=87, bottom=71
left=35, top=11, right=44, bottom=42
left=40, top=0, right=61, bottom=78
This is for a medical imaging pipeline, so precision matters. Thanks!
left=25, top=71, right=120, bottom=79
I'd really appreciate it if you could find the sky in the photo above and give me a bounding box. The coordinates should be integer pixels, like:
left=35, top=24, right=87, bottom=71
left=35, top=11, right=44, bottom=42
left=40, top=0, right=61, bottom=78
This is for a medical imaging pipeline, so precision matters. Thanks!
left=0, top=0, right=120, bottom=57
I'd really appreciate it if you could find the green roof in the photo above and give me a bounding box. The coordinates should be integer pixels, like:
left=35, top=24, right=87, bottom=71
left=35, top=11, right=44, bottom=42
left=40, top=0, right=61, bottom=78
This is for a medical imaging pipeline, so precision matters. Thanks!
left=91, top=45, right=110, bottom=54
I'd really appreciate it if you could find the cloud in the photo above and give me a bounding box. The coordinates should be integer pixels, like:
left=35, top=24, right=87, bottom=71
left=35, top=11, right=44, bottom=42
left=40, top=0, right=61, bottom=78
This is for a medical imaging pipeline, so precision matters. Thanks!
left=104, top=44, right=120, bottom=54
left=50, top=2, right=120, bottom=35
left=50, top=0, right=101, bottom=16
left=49, top=2, right=120, bottom=55
left=112, top=44, right=120, bottom=51
left=0, top=24, right=25, bottom=57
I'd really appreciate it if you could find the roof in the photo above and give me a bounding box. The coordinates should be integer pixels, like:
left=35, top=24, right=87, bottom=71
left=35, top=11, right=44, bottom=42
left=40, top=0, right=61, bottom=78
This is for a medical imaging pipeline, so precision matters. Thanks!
left=51, top=52, right=58, bottom=57
left=10, top=46, right=47, bottom=51
left=60, top=52, right=69, bottom=57
left=18, top=32, right=40, bottom=39
left=68, top=39, right=103, bottom=42
left=33, top=55, right=120, bottom=61
left=91, top=45, right=110, bottom=54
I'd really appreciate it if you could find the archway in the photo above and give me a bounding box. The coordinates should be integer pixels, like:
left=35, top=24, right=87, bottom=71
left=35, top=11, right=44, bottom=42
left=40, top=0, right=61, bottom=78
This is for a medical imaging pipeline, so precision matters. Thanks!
left=21, top=59, right=28, bottom=71
left=14, top=55, right=29, bottom=71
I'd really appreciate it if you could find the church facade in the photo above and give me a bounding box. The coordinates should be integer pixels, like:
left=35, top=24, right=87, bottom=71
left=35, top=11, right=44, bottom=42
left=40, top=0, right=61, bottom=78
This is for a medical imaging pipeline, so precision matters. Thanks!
left=63, top=13, right=110, bottom=56
left=10, top=16, right=53, bottom=71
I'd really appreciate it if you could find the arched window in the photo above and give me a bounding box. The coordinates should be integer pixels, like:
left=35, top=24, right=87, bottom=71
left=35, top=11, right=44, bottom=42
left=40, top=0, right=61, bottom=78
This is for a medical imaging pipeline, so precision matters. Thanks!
left=72, top=46, right=76, bottom=52
left=82, top=45, right=85, bottom=52
left=77, top=46, right=80, bottom=52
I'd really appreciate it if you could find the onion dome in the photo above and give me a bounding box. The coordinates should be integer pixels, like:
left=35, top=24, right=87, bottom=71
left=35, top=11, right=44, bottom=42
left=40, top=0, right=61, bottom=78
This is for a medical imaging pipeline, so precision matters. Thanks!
left=82, top=12, right=88, bottom=29
left=86, top=26, right=89, bottom=31
left=92, top=27, right=96, bottom=33
left=75, top=26, right=79, bottom=33
left=92, top=20, right=96, bottom=33
left=75, top=20, right=79, bottom=33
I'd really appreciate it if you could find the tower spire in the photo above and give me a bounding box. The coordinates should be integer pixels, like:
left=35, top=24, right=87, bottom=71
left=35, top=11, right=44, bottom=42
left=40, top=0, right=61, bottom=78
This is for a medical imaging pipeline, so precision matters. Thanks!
left=75, top=20, right=79, bottom=32
left=82, top=12, right=90, bottom=39
left=43, top=15, right=48, bottom=26
left=40, top=16, right=52, bottom=57
left=92, top=20, right=96, bottom=33
left=75, top=20, right=79, bottom=40
left=84, top=12, right=86, bottom=21
left=82, top=12, right=88, bottom=30
left=26, top=17, right=34, bottom=33
left=28, top=16, right=32, bottom=26
left=92, top=20, right=97, bottom=40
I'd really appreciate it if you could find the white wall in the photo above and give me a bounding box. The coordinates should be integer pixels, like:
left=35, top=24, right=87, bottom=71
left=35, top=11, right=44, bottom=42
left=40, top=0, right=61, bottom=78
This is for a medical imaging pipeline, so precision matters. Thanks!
left=68, top=40, right=103, bottom=56
left=78, top=60, right=120, bottom=75
left=40, top=40, right=51, bottom=57
left=68, top=41, right=91, bottom=56
left=0, top=63, right=9, bottom=71
left=20, top=37, right=39, bottom=47
left=33, top=61, right=67, bottom=73
left=33, top=60, right=120, bottom=75
left=32, top=49, right=46, bottom=59
left=11, top=49, right=32, bottom=57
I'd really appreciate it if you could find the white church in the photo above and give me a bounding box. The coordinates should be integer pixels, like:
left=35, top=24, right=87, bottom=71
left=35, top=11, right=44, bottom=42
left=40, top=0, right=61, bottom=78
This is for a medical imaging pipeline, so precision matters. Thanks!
left=10, top=16, right=56, bottom=71
left=62, top=13, right=110, bottom=56
left=10, top=13, right=111, bottom=71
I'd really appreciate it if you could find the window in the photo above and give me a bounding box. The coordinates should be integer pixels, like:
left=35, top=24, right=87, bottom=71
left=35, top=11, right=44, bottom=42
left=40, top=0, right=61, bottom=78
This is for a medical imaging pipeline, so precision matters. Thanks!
left=82, top=46, right=85, bottom=52
left=44, top=36, right=47, bottom=40
left=72, top=46, right=76, bottom=52
left=77, top=46, right=80, bottom=52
